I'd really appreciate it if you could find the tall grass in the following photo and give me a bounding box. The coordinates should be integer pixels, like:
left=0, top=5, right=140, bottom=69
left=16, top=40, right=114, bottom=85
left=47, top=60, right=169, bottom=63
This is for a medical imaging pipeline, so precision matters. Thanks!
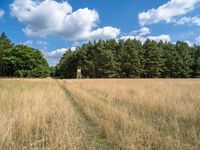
left=0, top=79, right=87, bottom=149
left=1, top=79, right=199, bottom=149
left=60, top=79, right=200, bottom=149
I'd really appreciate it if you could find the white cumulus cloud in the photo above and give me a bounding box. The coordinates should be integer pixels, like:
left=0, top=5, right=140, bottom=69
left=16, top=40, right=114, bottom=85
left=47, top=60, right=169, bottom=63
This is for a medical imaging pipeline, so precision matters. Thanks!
left=139, top=0, right=200, bottom=26
left=10, top=0, right=120, bottom=40
left=85, top=26, right=121, bottom=41
left=22, top=40, right=33, bottom=46
left=185, top=40, right=193, bottom=46
left=130, top=27, right=150, bottom=36
left=120, top=27, right=171, bottom=43
left=36, top=40, right=47, bottom=46
left=121, top=34, right=171, bottom=43
left=196, top=36, right=200, bottom=43
left=147, top=35, right=171, bottom=42
left=176, top=16, right=200, bottom=26
left=43, top=47, right=76, bottom=66
left=0, top=9, right=5, bottom=18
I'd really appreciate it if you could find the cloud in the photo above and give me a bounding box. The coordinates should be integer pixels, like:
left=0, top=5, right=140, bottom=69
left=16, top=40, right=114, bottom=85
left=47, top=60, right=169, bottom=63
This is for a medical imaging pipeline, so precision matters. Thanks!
left=44, top=48, right=68, bottom=66
left=185, top=40, right=193, bottom=46
left=138, top=0, right=200, bottom=26
left=130, top=27, right=150, bottom=36
left=36, top=40, right=47, bottom=46
left=0, top=9, right=5, bottom=18
left=36, top=40, right=48, bottom=50
left=46, top=26, right=170, bottom=66
left=120, top=27, right=171, bottom=43
left=10, top=0, right=120, bottom=40
left=45, top=48, right=68, bottom=60
left=147, top=35, right=171, bottom=42
left=22, top=40, right=33, bottom=46
left=85, top=26, right=120, bottom=41
left=43, top=47, right=76, bottom=66
left=120, top=35, right=145, bottom=42
left=72, top=41, right=81, bottom=47
left=176, top=16, right=200, bottom=26
left=121, top=34, right=171, bottom=43
left=196, top=36, right=200, bottom=43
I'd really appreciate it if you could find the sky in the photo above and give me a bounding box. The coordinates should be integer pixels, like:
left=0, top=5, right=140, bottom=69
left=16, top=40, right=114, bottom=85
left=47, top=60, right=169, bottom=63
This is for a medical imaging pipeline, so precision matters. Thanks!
left=0, top=0, right=200, bottom=66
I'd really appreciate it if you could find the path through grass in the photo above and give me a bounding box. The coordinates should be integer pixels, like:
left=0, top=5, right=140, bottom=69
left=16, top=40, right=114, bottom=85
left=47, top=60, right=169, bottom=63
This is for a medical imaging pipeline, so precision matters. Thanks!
left=0, top=78, right=200, bottom=150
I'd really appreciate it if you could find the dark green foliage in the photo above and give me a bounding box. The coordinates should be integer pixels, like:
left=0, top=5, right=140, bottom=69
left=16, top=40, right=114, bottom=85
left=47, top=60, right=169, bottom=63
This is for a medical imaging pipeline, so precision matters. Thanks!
left=50, top=67, right=56, bottom=77
left=160, top=42, right=178, bottom=78
left=2, top=32, right=198, bottom=79
left=191, top=45, right=200, bottom=77
left=142, top=39, right=163, bottom=78
left=55, top=49, right=78, bottom=78
left=0, top=32, right=14, bottom=76
left=118, top=39, right=142, bottom=77
left=85, top=40, right=119, bottom=78
left=56, top=39, right=200, bottom=78
left=175, top=41, right=192, bottom=78
left=0, top=33, right=50, bottom=78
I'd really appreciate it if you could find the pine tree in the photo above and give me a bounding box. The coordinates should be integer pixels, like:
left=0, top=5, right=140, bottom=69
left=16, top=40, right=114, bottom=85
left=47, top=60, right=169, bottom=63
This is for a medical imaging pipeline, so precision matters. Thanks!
left=105, top=39, right=121, bottom=77
left=56, top=49, right=77, bottom=78
left=76, top=43, right=96, bottom=78
left=191, top=45, right=200, bottom=77
left=55, top=39, right=199, bottom=79
left=175, top=41, right=192, bottom=78
left=119, top=39, right=142, bottom=77
left=142, top=39, right=163, bottom=78
left=161, top=43, right=179, bottom=77
left=93, top=40, right=118, bottom=78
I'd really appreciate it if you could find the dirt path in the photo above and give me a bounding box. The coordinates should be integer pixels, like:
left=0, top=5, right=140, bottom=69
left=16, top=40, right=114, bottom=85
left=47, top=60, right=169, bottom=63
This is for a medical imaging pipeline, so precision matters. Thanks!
left=56, top=79, right=111, bottom=149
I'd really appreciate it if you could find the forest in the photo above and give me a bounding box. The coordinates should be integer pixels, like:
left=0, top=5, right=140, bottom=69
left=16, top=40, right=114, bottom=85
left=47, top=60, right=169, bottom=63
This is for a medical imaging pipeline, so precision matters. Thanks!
left=0, top=33, right=50, bottom=77
left=55, top=39, right=200, bottom=78
left=0, top=32, right=200, bottom=78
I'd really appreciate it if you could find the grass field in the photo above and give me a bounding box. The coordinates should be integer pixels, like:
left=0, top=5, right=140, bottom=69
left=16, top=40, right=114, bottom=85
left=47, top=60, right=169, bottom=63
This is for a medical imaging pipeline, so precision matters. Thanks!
left=0, top=79, right=200, bottom=149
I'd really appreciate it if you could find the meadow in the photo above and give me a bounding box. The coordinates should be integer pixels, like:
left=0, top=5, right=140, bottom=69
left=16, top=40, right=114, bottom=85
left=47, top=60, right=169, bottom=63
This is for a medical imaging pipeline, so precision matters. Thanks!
left=0, top=79, right=200, bottom=149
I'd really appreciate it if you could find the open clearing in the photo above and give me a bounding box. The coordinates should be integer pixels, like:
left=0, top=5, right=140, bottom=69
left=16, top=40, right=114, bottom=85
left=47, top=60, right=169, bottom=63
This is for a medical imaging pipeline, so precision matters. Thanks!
left=0, top=79, right=200, bottom=149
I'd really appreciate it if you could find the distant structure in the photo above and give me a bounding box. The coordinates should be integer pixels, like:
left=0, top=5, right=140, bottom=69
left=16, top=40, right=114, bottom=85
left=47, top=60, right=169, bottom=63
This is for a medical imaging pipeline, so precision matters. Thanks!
left=76, top=67, right=82, bottom=79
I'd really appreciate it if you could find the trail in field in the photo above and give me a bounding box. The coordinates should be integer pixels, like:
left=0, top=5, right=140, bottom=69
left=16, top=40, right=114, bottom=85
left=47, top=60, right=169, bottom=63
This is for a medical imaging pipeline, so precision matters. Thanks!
left=0, top=79, right=86, bottom=149
left=1, top=79, right=199, bottom=149
left=59, top=79, right=200, bottom=150
left=60, top=80, right=159, bottom=149
left=73, top=83, right=187, bottom=147
left=56, top=80, right=112, bottom=149
left=58, top=80, right=140, bottom=149
left=76, top=81, right=199, bottom=149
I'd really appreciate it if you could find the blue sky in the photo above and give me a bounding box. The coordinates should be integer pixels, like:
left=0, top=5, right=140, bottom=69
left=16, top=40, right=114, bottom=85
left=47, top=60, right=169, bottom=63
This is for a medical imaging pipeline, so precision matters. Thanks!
left=0, top=0, right=200, bottom=66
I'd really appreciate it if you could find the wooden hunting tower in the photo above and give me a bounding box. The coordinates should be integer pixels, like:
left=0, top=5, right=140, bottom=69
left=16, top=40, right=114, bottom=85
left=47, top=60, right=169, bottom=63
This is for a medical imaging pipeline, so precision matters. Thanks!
left=76, top=67, right=82, bottom=79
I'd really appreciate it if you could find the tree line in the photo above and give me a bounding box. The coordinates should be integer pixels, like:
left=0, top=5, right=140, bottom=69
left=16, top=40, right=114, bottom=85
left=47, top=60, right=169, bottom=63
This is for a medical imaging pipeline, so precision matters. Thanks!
left=1, top=32, right=200, bottom=78
left=55, top=39, right=200, bottom=78
left=0, top=33, right=50, bottom=77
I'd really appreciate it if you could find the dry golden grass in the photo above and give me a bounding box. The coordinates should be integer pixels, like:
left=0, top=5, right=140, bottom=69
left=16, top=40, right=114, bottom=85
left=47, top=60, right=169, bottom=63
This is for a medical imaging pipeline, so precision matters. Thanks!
left=0, top=79, right=108, bottom=150
left=1, top=79, right=200, bottom=150
left=60, top=79, right=200, bottom=150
